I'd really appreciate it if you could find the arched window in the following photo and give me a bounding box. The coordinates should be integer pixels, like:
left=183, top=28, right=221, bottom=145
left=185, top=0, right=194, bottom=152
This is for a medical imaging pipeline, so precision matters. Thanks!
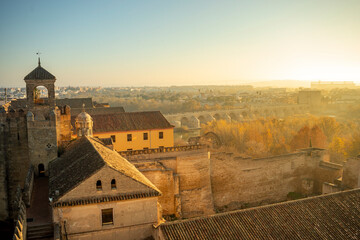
left=96, top=180, right=102, bottom=191
left=111, top=179, right=116, bottom=190
left=33, top=86, right=49, bottom=105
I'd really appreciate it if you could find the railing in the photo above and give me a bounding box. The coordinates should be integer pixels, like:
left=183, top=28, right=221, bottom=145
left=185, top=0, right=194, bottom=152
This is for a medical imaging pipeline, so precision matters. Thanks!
left=118, top=144, right=203, bottom=156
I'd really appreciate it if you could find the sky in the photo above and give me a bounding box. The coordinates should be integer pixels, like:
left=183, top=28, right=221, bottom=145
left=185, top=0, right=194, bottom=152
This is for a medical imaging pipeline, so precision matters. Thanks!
left=0, top=0, right=359, bottom=87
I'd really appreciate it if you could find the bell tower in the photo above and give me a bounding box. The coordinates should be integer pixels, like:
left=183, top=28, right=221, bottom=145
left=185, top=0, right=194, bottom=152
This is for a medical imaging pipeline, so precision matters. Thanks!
left=24, top=57, right=56, bottom=109
left=24, top=57, right=58, bottom=176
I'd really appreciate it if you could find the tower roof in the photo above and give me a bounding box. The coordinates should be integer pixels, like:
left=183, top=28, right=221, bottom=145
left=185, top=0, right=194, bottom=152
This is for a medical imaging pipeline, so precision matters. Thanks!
left=24, top=58, right=56, bottom=80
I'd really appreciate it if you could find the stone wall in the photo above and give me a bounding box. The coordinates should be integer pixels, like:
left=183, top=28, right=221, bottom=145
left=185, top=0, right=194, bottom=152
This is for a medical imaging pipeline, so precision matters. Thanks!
left=129, top=150, right=215, bottom=219
left=23, top=165, right=35, bottom=207
left=0, top=121, right=9, bottom=220
left=27, top=109, right=58, bottom=176
left=56, top=106, right=72, bottom=147
left=0, top=112, right=30, bottom=219
left=129, top=147, right=342, bottom=218
left=342, top=157, right=360, bottom=189
left=12, top=186, right=27, bottom=240
left=210, top=148, right=341, bottom=211
left=134, top=160, right=178, bottom=217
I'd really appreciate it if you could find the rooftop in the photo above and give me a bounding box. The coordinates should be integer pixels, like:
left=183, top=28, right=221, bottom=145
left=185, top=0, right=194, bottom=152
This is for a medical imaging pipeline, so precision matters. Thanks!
left=24, top=59, right=56, bottom=80
left=71, top=111, right=173, bottom=133
left=159, top=188, right=360, bottom=240
left=49, top=136, right=160, bottom=201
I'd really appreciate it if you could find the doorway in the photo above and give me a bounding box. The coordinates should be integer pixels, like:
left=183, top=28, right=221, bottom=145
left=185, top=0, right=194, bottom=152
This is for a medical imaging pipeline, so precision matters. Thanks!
left=38, top=164, right=45, bottom=177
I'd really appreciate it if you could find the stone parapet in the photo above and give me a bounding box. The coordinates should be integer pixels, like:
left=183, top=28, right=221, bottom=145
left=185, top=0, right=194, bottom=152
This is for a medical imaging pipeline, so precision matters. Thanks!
left=118, top=144, right=203, bottom=157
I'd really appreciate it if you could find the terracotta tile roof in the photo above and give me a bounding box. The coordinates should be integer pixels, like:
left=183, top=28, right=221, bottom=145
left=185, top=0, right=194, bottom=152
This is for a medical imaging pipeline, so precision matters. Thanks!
left=71, top=111, right=173, bottom=133
left=24, top=65, right=56, bottom=80
left=49, top=137, right=160, bottom=201
left=160, top=189, right=360, bottom=240
left=70, top=106, right=125, bottom=117
left=53, top=191, right=159, bottom=208
left=56, top=98, right=94, bottom=109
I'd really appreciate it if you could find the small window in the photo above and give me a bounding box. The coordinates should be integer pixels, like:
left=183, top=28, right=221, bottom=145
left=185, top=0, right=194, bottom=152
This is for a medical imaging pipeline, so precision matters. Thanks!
left=143, top=132, right=148, bottom=140
left=159, top=132, right=163, bottom=139
left=127, top=134, right=132, bottom=141
left=111, top=179, right=116, bottom=190
left=96, top=180, right=102, bottom=191
left=102, top=208, right=113, bottom=225
left=143, top=147, right=149, bottom=150
left=127, top=148, right=133, bottom=151
left=111, top=135, right=116, bottom=143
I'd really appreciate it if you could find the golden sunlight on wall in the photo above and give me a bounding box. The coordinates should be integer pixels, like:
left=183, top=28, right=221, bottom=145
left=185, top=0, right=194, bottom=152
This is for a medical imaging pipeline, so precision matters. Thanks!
left=93, top=128, right=174, bottom=151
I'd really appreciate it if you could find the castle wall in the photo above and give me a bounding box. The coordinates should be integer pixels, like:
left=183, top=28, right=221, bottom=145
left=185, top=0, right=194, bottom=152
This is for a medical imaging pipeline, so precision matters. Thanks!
left=210, top=150, right=327, bottom=211
left=138, top=166, right=177, bottom=217
left=342, top=157, right=360, bottom=189
left=0, top=121, right=9, bottom=220
left=0, top=113, right=30, bottom=219
left=129, top=148, right=340, bottom=218
left=129, top=150, right=215, bottom=219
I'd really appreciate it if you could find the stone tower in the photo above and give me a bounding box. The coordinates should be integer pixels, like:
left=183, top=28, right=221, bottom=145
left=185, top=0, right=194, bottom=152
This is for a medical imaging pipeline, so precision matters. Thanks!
left=75, top=106, right=93, bottom=137
left=25, top=58, right=58, bottom=176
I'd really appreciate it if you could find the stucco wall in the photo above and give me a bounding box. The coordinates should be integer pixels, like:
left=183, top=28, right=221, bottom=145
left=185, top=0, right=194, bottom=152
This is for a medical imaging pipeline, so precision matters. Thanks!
left=93, top=128, right=174, bottom=151
left=53, top=198, right=158, bottom=240
left=59, top=166, right=152, bottom=202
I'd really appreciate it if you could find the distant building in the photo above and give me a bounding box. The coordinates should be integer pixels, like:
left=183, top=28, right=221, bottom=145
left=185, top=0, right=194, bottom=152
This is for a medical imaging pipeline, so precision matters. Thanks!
left=298, top=90, right=322, bottom=105
left=311, top=81, right=356, bottom=90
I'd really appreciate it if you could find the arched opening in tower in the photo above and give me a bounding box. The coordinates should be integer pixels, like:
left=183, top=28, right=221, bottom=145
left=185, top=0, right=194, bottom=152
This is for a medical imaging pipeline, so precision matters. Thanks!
left=33, top=86, right=49, bottom=105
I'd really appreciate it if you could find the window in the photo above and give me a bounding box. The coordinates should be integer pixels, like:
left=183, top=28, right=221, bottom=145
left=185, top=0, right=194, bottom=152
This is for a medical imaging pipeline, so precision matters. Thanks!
left=127, top=148, right=133, bottom=151
left=159, top=132, right=163, bottom=139
left=111, top=135, right=116, bottom=143
left=96, top=180, right=102, bottom=191
left=111, top=179, right=116, bottom=190
left=101, top=208, right=113, bottom=225
left=127, top=134, right=132, bottom=141
left=143, top=132, right=148, bottom=140
left=143, top=147, right=149, bottom=150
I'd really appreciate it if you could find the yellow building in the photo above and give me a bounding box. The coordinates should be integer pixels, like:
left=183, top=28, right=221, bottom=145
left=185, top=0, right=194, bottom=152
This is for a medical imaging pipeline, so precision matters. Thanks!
left=73, top=111, right=174, bottom=151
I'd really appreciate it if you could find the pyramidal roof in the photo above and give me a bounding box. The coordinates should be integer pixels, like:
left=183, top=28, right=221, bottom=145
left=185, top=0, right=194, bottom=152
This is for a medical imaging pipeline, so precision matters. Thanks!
left=24, top=58, right=56, bottom=80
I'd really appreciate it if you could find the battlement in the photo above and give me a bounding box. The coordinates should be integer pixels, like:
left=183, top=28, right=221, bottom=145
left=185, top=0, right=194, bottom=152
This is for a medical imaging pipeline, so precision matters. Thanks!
left=118, top=144, right=204, bottom=157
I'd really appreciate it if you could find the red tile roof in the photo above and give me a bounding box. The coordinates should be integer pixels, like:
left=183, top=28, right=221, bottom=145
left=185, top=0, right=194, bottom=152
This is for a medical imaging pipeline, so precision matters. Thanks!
left=159, top=189, right=360, bottom=240
left=72, top=111, right=173, bottom=133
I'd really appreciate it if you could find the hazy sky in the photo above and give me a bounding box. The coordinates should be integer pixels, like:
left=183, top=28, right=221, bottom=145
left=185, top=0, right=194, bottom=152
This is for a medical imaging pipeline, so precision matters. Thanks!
left=1, top=0, right=359, bottom=87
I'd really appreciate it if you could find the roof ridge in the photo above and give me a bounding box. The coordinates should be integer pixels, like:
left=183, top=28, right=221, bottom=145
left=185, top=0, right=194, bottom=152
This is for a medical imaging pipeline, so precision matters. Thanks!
left=86, top=136, right=161, bottom=194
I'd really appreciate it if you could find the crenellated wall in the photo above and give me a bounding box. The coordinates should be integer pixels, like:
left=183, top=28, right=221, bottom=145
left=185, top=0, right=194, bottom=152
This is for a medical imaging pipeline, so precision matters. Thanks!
left=12, top=186, right=27, bottom=240
left=0, top=111, right=30, bottom=220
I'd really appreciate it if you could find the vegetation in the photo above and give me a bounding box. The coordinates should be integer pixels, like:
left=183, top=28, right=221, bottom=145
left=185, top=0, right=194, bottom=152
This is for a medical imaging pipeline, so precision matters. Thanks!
left=202, top=115, right=360, bottom=162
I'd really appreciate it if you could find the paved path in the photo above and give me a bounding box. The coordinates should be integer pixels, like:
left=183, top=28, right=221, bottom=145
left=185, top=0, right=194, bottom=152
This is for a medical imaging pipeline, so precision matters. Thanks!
left=26, top=177, right=52, bottom=226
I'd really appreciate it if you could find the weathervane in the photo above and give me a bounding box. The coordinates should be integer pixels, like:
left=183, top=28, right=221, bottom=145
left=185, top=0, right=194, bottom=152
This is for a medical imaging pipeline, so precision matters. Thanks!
left=36, top=51, right=41, bottom=66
